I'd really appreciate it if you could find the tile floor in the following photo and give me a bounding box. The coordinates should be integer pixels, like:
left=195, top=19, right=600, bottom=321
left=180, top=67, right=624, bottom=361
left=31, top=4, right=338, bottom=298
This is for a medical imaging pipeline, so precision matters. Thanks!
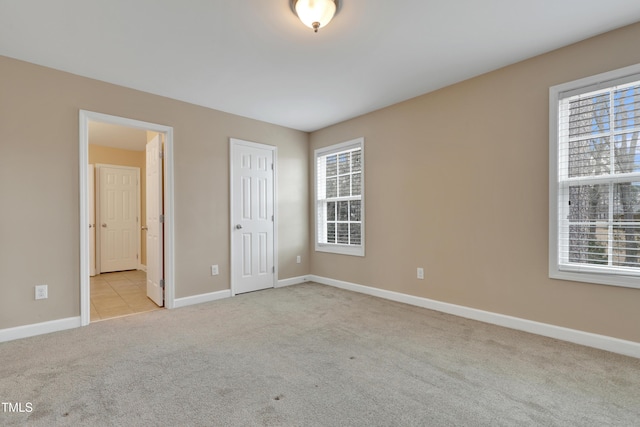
left=90, top=270, right=163, bottom=322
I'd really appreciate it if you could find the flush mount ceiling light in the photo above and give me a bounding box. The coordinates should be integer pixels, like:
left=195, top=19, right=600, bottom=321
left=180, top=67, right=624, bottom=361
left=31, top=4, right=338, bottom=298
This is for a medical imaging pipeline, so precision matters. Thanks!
left=290, top=0, right=340, bottom=33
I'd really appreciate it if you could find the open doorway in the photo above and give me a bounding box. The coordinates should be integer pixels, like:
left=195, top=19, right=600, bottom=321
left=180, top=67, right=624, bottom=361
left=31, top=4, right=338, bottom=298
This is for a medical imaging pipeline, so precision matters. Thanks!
left=79, top=111, right=175, bottom=326
left=90, top=128, right=155, bottom=321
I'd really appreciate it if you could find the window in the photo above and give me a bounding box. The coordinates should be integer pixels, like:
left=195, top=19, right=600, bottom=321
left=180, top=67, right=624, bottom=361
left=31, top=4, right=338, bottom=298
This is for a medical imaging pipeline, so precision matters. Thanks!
left=550, top=64, right=640, bottom=288
left=315, top=138, right=364, bottom=256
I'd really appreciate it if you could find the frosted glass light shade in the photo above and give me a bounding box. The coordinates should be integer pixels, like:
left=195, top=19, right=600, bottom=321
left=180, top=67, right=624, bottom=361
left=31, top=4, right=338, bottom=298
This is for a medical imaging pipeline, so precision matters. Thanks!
left=293, top=0, right=338, bottom=32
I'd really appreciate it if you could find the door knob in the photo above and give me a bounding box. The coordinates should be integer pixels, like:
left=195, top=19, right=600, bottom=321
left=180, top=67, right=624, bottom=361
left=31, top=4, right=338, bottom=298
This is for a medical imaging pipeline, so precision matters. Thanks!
left=102, top=223, right=107, bottom=228
left=141, top=226, right=148, bottom=231
left=235, top=224, right=243, bottom=230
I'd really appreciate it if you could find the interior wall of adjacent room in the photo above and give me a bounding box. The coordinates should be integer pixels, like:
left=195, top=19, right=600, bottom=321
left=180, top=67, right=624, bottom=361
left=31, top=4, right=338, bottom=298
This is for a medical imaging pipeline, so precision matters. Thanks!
left=309, top=21, right=640, bottom=343
left=0, top=55, right=309, bottom=330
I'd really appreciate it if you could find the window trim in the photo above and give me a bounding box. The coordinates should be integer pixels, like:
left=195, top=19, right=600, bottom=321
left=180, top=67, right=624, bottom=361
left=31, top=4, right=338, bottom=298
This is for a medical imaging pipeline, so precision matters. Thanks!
left=314, top=137, right=365, bottom=257
left=549, top=63, right=640, bottom=289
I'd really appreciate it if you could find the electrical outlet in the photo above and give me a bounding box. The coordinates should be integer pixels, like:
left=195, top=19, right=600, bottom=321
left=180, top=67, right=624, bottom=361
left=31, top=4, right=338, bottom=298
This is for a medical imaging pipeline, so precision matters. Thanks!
left=211, top=265, right=219, bottom=276
left=417, top=268, right=424, bottom=280
left=35, top=284, right=48, bottom=300
left=296, top=255, right=301, bottom=264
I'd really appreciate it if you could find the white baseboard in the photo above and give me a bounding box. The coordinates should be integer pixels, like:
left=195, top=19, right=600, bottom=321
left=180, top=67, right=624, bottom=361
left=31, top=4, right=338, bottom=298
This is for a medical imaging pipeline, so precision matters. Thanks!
left=173, top=289, right=231, bottom=309
left=5, top=278, right=637, bottom=359
left=276, top=275, right=311, bottom=288
left=309, top=275, right=640, bottom=359
left=138, top=264, right=147, bottom=272
left=0, top=317, right=82, bottom=343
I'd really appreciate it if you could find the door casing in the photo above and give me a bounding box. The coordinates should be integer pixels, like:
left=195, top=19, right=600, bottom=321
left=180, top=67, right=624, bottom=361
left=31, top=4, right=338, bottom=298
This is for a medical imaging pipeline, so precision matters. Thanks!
left=79, top=110, right=175, bottom=326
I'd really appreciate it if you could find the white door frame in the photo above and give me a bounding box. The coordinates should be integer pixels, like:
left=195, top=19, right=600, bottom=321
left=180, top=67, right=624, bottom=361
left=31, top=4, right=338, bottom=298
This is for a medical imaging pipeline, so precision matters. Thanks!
left=95, top=164, right=141, bottom=275
left=79, top=110, right=176, bottom=326
left=229, top=138, right=278, bottom=296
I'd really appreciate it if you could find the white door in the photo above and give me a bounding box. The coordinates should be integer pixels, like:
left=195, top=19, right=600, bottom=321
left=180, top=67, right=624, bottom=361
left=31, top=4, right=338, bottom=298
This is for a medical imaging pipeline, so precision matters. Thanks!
left=89, top=164, right=96, bottom=277
left=146, top=135, right=164, bottom=306
left=231, top=139, right=275, bottom=295
left=98, top=166, right=139, bottom=273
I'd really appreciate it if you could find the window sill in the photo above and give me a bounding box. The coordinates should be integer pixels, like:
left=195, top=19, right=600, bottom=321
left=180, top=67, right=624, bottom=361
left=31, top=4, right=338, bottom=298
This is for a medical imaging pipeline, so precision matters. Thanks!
left=550, top=266, right=640, bottom=289
left=315, top=244, right=364, bottom=257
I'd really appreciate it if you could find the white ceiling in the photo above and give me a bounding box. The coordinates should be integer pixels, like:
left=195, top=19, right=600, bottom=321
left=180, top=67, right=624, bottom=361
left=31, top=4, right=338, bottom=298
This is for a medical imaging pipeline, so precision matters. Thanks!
left=2, top=1, right=640, bottom=132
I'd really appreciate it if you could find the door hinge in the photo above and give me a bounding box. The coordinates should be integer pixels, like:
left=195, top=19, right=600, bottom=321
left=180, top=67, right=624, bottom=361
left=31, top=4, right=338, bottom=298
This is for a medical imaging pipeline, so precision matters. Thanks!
left=136, top=254, right=139, bottom=260
left=272, top=266, right=275, bottom=273
left=271, top=163, right=274, bottom=170
left=160, top=214, right=165, bottom=223
left=160, top=279, right=165, bottom=288
left=272, top=215, right=274, bottom=221
left=159, top=151, right=164, bottom=159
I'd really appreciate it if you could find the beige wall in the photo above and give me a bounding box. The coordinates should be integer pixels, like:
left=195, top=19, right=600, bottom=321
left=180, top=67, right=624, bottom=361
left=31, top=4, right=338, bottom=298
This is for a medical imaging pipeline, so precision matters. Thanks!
left=309, top=22, right=640, bottom=343
left=89, top=144, right=147, bottom=265
left=0, top=55, right=309, bottom=329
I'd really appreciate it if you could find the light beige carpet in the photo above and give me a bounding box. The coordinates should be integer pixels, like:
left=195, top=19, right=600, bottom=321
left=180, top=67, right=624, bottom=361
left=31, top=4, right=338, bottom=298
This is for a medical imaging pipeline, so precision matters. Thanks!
left=1, top=282, right=639, bottom=426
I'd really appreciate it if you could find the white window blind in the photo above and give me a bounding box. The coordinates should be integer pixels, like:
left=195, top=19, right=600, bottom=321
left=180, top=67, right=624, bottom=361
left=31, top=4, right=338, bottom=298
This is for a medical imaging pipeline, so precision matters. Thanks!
left=552, top=66, right=640, bottom=286
left=315, top=138, right=364, bottom=256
